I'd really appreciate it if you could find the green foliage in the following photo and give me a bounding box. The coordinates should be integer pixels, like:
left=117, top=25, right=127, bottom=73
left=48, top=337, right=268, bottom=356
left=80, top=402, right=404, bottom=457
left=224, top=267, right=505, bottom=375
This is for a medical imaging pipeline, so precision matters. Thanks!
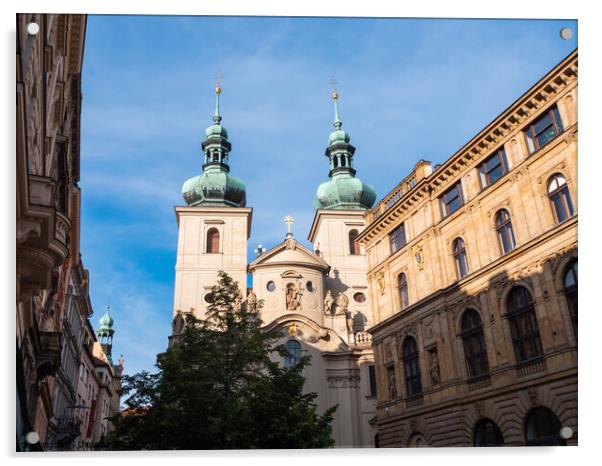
left=108, top=271, right=336, bottom=450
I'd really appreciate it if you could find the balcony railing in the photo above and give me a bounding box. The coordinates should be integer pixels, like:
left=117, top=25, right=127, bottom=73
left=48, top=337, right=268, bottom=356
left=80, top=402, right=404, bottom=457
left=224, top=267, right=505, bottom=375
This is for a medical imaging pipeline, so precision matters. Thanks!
left=405, top=392, right=424, bottom=408
left=516, top=357, right=547, bottom=378
left=467, top=373, right=492, bottom=392
left=354, top=331, right=372, bottom=346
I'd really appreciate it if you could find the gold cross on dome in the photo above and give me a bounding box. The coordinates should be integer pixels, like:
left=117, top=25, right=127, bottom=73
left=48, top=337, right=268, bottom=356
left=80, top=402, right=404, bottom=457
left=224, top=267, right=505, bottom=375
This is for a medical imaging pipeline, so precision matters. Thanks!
left=330, top=77, right=340, bottom=100
left=215, top=69, right=223, bottom=94
left=284, top=215, right=295, bottom=234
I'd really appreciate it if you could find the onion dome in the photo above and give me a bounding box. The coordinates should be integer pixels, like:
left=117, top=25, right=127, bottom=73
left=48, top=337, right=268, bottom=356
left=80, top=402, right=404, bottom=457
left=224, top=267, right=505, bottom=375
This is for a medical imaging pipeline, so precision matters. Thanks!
left=98, top=305, right=114, bottom=333
left=314, top=88, right=376, bottom=211
left=182, top=81, right=246, bottom=208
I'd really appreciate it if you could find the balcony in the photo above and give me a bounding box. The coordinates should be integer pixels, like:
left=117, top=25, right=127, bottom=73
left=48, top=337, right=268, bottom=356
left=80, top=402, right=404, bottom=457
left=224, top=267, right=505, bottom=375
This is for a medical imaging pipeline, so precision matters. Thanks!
left=405, top=393, right=424, bottom=409
left=467, top=373, right=492, bottom=392
left=516, top=358, right=547, bottom=378
left=354, top=331, right=372, bottom=347
left=36, top=331, right=62, bottom=380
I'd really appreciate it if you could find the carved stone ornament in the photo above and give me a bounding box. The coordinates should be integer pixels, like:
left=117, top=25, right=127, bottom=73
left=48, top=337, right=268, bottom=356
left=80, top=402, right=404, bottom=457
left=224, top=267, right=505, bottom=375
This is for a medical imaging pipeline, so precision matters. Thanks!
left=327, top=375, right=360, bottom=389
left=376, top=271, right=386, bottom=295
left=323, top=290, right=334, bottom=315
left=285, top=282, right=302, bottom=311
left=413, top=245, right=425, bottom=271
left=288, top=322, right=298, bottom=337
left=334, top=291, right=349, bottom=316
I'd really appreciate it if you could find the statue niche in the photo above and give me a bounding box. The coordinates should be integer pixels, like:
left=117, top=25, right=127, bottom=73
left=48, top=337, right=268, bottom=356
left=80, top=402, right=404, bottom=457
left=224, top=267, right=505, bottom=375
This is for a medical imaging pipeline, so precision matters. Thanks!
left=286, top=282, right=302, bottom=311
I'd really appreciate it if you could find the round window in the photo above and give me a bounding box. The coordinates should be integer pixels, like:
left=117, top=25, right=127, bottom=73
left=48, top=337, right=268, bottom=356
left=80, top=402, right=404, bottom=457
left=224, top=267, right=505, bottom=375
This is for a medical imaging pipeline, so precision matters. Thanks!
left=306, top=281, right=315, bottom=293
left=204, top=292, right=214, bottom=304
left=353, top=292, right=366, bottom=303
left=267, top=281, right=276, bottom=292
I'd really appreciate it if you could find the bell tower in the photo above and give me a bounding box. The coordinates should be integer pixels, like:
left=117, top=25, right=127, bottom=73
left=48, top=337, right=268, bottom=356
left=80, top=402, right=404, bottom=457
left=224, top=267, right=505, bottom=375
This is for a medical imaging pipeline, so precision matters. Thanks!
left=309, top=87, right=376, bottom=341
left=172, top=80, right=252, bottom=325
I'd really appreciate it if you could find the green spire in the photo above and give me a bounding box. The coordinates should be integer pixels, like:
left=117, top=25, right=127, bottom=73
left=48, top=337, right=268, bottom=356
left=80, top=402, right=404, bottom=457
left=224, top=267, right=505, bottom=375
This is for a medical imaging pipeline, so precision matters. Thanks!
left=98, top=305, right=114, bottom=333
left=328, top=89, right=350, bottom=146
left=181, top=78, right=247, bottom=208
left=314, top=87, right=376, bottom=211
left=333, top=89, right=342, bottom=129
left=213, top=79, right=222, bottom=124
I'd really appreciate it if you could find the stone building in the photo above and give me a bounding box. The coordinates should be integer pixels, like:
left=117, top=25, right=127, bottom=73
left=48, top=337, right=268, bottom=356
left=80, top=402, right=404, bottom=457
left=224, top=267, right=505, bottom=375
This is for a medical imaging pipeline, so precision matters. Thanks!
left=170, top=85, right=378, bottom=447
left=357, top=50, right=578, bottom=447
left=16, top=13, right=123, bottom=451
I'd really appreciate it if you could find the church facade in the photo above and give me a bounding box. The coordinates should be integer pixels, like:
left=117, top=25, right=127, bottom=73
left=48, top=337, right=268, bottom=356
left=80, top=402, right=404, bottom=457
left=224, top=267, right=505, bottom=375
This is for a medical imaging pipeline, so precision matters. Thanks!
left=169, top=84, right=379, bottom=447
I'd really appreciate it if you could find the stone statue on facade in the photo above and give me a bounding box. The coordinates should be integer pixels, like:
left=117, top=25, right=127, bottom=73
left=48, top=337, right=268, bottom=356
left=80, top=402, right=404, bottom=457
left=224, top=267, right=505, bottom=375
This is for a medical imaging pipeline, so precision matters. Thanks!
left=345, top=310, right=354, bottom=337
left=334, top=291, right=349, bottom=316
left=323, top=290, right=334, bottom=315
left=429, top=351, right=441, bottom=385
left=388, top=369, right=397, bottom=399
left=286, top=282, right=301, bottom=311
left=172, top=311, right=186, bottom=335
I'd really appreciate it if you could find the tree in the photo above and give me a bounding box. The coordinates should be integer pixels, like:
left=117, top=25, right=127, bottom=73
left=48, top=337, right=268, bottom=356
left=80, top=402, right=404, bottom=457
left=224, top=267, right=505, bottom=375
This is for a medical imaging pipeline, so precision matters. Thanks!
left=108, top=271, right=336, bottom=449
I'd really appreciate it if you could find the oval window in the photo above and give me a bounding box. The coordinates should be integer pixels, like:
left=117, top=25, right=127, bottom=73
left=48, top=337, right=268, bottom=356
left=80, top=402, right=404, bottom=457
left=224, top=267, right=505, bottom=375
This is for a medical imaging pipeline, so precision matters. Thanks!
left=306, top=281, right=315, bottom=293
left=204, top=292, right=214, bottom=304
left=267, top=281, right=276, bottom=292
left=353, top=292, right=366, bottom=303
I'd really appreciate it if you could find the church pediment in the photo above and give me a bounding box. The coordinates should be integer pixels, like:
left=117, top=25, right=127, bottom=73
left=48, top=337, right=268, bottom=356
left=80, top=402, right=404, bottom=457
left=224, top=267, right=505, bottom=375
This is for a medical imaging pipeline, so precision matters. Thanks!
left=249, top=238, right=330, bottom=273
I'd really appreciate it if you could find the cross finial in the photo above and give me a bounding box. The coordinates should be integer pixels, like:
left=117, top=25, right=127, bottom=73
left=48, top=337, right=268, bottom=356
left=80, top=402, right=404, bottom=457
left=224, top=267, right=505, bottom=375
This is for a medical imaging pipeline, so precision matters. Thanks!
left=330, top=77, right=339, bottom=100
left=215, top=69, right=223, bottom=94
left=254, top=244, right=266, bottom=256
left=284, top=215, right=295, bottom=236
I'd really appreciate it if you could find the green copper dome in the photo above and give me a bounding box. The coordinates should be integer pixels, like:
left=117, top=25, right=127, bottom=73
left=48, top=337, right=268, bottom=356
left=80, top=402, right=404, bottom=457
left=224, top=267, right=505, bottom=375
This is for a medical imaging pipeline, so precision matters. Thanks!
left=314, top=89, right=376, bottom=211
left=98, top=305, right=114, bottom=334
left=314, top=174, right=376, bottom=210
left=182, top=84, right=246, bottom=208
left=182, top=170, right=246, bottom=207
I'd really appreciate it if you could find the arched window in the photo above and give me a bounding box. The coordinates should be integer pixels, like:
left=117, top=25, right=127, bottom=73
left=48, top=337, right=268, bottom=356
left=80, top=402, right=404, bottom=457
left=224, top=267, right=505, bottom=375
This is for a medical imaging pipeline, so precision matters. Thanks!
left=474, top=418, right=504, bottom=447
left=333, top=157, right=339, bottom=168
left=495, top=209, right=516, bottom=254
left=348, top=229, right=360, bottom=255
left=564, top=260, right=578, bottom=341
left=548, top=174, right=574, bottom=223
left=206, top=228, right=220, bottom=253
left=525, top=407, right=565, bottom=446
left=407, top=433, right=426, bottom=447
left=507, top=286, right=543, bottom=363
left=283, top=340, right=302, bottom=369
left=397, top=273, right=409, bottom=310
left=402, top=337, right=422, bottom=398
left=374, top=433, right=380, bottom=448
left=461, top=310, right=489, bottom=379
left=453, top=238, right=469, bottom=279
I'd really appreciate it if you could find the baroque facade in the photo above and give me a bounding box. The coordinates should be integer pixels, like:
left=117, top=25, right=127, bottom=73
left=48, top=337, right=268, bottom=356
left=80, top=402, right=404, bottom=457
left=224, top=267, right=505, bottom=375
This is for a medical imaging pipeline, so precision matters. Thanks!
left=169, top=85, right=378, bottom=447
left=16, top=14, right=123, bottom=451
left=357, top=50, right=578, bottom=447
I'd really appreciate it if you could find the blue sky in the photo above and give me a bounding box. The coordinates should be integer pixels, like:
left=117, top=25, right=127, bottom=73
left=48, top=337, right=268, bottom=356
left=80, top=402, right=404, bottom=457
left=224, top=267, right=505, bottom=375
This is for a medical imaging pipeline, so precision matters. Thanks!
left=79, top=16, right=577, bottom=376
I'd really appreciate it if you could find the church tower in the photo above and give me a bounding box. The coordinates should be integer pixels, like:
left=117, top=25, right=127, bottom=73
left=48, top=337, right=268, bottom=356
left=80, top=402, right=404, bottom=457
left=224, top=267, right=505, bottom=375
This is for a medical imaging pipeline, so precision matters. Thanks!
left=308, top=88, right=376, bottom=344
left=97, top=305, right=115, bottom=364
left=172, top=82, right=252, bottom=325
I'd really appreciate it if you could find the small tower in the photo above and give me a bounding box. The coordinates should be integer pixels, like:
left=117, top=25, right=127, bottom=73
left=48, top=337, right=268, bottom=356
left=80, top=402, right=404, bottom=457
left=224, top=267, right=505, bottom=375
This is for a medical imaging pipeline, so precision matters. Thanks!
left=172, top=79, right=252, bottom=324
left=309, top=87, right=376, bottom=341
left=97, top=305, right=115, bottom=364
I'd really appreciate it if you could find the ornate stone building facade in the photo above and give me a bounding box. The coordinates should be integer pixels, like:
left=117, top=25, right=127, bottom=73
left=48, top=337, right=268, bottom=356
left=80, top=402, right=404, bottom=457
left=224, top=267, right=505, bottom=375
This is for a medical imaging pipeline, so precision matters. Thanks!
left=16, top=14, right=122, bottom=451
left=170, top=86, right=378, bottom=447
left=357, top=50, right=578, bottom=447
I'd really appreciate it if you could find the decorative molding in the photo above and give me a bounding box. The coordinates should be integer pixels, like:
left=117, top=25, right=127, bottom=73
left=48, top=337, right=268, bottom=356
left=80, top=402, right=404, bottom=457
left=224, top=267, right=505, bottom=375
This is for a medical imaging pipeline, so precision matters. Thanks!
left=327, top=375, right=360, bottom=389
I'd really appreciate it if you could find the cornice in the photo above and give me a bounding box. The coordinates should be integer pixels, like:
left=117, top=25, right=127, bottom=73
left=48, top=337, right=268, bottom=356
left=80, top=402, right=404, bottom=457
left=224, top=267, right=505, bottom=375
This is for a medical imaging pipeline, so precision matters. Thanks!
left=359, top=49, right=578, bottom=244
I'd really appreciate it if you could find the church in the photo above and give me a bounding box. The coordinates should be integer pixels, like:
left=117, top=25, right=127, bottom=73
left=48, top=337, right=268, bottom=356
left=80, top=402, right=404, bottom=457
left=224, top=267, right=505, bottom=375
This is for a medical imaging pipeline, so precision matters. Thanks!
left=168, top=82, right=378, bottom=447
